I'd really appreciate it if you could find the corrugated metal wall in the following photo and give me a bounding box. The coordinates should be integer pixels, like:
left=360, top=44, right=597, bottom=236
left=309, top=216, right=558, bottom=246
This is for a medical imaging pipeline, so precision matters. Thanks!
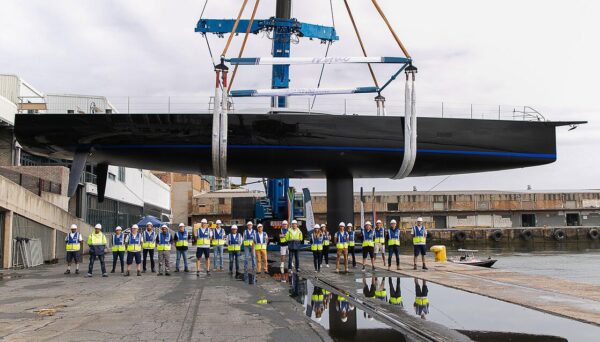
left=0, top=75, right=20, bottom=104
left=12, top=214, right=53, bottom=261
left=45, top=95, right=109, bottom=113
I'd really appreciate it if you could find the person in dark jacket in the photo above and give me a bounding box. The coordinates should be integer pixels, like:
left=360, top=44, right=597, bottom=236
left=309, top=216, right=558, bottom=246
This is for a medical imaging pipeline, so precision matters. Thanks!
left=286, top=220, right=303, bottom=272
left=86, top=223, right=108, bottom=278
left=173, top=223, right=189, bottom=272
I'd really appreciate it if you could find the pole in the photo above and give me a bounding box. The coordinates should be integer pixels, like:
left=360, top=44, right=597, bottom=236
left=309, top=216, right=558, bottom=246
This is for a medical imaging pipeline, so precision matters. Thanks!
left=271, top=0, right=292, bottom=108
left=326, top=175, right=354, bottom=236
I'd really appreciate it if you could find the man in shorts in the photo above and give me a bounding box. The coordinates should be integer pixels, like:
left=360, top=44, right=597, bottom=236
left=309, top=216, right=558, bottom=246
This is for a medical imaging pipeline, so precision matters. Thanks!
left=278, top=220, right=289, bottom=273
left=125, top=224, right=143, bottom=276
left=412, top=217, right=428, bottom=270
left=361, top=221, right=376, bottom=271
left=64, top=224, right=83, bottom=275
left=195, top=218, right=212, bottom=276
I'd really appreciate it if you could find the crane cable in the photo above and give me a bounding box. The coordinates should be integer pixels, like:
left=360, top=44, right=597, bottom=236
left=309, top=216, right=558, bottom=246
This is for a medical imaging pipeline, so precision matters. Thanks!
left=343, top=0, right=379, bottom=88
left=228, top=0, right=261, bottom=92
left=311, top=0, right=336, bottom=110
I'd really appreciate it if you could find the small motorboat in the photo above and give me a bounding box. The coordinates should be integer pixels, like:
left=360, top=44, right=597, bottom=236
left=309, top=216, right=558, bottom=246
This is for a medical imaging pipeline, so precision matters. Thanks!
left=449, top=249, right=497, bottom=268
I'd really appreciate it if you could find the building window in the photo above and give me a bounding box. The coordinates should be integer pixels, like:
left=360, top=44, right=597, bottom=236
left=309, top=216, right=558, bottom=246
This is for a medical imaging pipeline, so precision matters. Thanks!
left=387, top=203, right=398, bottom=211
left=522, top=214, right=536, bottom=227
left=218, top=198, right=225, bottom=205
left=108, top=172, right=116, bottom=181
left=566, top=213, right=580, bottom=226
left=118, top=167, right=126, bottom=182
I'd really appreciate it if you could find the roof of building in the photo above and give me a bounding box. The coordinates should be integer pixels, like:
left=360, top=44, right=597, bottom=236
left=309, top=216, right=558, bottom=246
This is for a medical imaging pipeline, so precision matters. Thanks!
left=310, top=189, right=600, bottom=196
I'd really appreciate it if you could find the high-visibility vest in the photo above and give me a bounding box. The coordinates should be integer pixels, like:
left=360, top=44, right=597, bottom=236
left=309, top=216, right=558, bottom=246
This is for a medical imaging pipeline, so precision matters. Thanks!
left=112, top=234, right=125, bottom=252
left=336, top=231, right=348, bottom=249
left=311, top=294, right=324, bottom=302
left=375, top=289, right=387, bottom=299
left=255, top=232, right=268, bottom=250
left=323, top=233, right=330, bottom=246
left=157, top=232, right=172, bottom=251
left=127, top=233, right=142, bottom=252
left=414, top=297, right=429, bottom=306
left=176, top=231, right=189, bottom=247
left=310, top=234, right=323, bottom=251
left=389, top=296, right=403, bottom=305
left=374, top=228, right=385, bottom=243
left=279, top=228, right=288, bottom=243
left=142, top=231, right=156, bottom=249
left=388, top=228, right=400, bottom=246
left=362, top=230, right=375, bottom=247
left=347, top=231, right=355, bottom=247
left=196, top=228, right=211, bottom=246
left=88, top=232, right=107, bottom=246
left=211, top=228, right=226, bottom=246
left=412, top=226, right=426, bottom=245
left=243, top=230, right=255, bottom=247
left=227, top=233, right=242, bottom=251
left=66, top=232, right=81, bottom=251
left=286, top=229, right=303, bottom=242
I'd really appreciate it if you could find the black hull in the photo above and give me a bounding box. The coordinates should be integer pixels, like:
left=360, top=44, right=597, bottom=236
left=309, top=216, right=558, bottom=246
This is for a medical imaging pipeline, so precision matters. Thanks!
left=450, top=259, right=498, bottom=268
left=15, top=113, right=567, bottom=178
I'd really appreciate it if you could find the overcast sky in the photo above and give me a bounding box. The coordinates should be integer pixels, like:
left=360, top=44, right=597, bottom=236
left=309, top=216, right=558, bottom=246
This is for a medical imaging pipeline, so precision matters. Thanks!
left=1, top=0, right=598, bottom=192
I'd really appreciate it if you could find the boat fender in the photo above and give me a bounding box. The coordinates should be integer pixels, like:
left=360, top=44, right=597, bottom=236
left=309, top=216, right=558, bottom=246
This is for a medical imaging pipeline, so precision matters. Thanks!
left=454, top=231, right=467, bottom=242
left=588, top=229, right=599, bottom=240
left=490, top=230, right=503, bottom=242
left=520, top=229, right=533, bottom=241
left=553, top=229, right=566, bottom=241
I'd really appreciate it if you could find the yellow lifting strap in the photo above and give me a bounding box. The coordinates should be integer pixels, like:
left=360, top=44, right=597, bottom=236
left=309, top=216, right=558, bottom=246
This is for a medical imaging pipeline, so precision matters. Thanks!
left=370, top=0, right=411, bottom=58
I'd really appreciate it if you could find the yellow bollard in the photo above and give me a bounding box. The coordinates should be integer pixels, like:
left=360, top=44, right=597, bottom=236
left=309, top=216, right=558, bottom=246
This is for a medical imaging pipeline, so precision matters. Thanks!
left=429, top=245, right=447, bottom=262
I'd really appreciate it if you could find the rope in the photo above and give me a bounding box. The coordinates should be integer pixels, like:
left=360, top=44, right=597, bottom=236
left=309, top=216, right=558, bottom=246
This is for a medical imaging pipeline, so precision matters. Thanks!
left=343, top=0, right=379, bottom=88
left=311, top=0, right=336, bottom=110
left=221, top=0, right=249, bottom=57
left=229, top=0, right=261, bottom=92
left=199, top=0, right=208, bottom=19
left=370, top=0, right=411, bottom=58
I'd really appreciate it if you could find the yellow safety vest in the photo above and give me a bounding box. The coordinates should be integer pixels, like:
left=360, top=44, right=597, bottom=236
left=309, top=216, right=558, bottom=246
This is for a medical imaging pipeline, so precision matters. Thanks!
left=87, top=233, right=107, bottom=246
left=311, top=294, right=324, bottom=301
left=142, top=231, right=156, bottom=249
left=227, top=233, right=242, bottom=251
left=157, top=233, right=172, bottom=251
left=412, top=226, right=426, bottom=245
left=176, top=232, right=189, bottom=247
left=414, top=297, right=429, bottom=306
left=388, top=238, right=400, bottom=246
left=243, top=230, right=255, bottom=247
left=255, top=232, right=268, bottom=250
left=374, top=229, right=385, bottom=243
left=286, top=229, right=303, bottom=242
left=211, top=229, right=226, bottom=246
left=389, top=296, right=403, bottom=305
left=196, top=228, right=211, bottom=246
left=127, top=234, right=142, bottom=252
left=375, top=290, right=387, bottom=299
left=66, top=233, right=81, bottom=251
left=112, top=235, right=125, bottom=252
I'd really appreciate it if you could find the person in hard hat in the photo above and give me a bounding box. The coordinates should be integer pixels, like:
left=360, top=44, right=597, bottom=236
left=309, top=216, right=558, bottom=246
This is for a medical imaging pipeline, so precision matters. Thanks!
left=347, top=223, right=357, bottom=268
left=227, top=225, right=242, bottom=276
left=125, top=224, right=143, bottom=276
left=414, top=278, right=429, bottom=319
left=311, top=286, right=325, bottom=321
left=86, top=223, right=108, bottom=277
left=156, top=224, right=173, bottom=276
left=389, top=277, right=403, bottom=307
left=334, top=222, right=349, bottom=273
left=412, top=217, right=428, bottom=270
left=286, top=220, right=303, bottom=272
left=387, top=219, right=401, bottom=271
left=64, top=224, right=83, bottom=275
left=243, top=221, right=256, bottom=273
left=174, top=223, right=189, bottom=272
left=212, top=219, right=226, bottom=271
left=255, top=223, right=269, bottom=274
left=110, top=226, right=125, bottom=273
left=361, top=221, right=376, bottom=271
left=374, top=219, right=387, bottom=267
left=336, top=295, right=350, bottom=323
left=278, top=220, right=289, bottom=273
left=321, top=224, right=330, bottom=268
left=142, top=222, right=157, bottom=273
left=195, top=218, right=212, bottom=276
left=310, top=224, right=323, bottom=272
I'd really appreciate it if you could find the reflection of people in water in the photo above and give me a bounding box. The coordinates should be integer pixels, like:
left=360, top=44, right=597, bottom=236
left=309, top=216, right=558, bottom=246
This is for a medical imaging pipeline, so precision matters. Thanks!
left=323, top=289, right=332, bottom=310
left=375, top=277, right=387, bottom=302
left=414, top=278, right=430, bottom=319
left=362, top=275, right=376, bottom=299
left=310, top=287, right=325, bottom=321
left=336, top=295, right=350, bottom=322
left=388, top=277, right=403, bottom=307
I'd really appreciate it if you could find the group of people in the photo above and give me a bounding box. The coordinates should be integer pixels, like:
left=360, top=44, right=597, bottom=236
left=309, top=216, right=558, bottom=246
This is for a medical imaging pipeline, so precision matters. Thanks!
left=64, top=216, right=428, bottom=278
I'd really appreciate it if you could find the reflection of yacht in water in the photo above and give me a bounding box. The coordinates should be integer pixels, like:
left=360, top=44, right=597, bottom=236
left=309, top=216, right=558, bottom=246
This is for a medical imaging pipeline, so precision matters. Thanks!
left=414, top=278, right=430, bottom=320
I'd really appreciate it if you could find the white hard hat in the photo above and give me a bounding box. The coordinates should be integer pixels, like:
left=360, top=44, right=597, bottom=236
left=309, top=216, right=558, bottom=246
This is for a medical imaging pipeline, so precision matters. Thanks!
left=132, top=224, right=139, bottom=229
left=94, top=223, right=102, bottom=229
left=314, top=224, right=321, bottom=229
left=365, top=221, right=372, bottom=226
left=179, top=223, right=185, bottom=227
left=390, top=219, right=397, bottom=224
left=291, top=220, right=298, bottom=224
left=146, top=222, right=153, bottom=226
left=216, top=219, right=222, bottom=224
left=201, top=218, right=208, bottom=224
left=231, top=225, right=238, bottom=230
left=282, top=220, right=288, bottom=225
left=417, top=217, right=423, bottom=222
left=347, top=223, right=353, bottom=227
left=161, top=224, right=168, bottom=228
left=339, top=222, right=345, bottom=227
left=70, top=224, right=77, bottom=229
left=341, top=317, right=348, bottom=323
left=320, top=224, right=326, bottom=228
left=115, top=226, right=122, bottom=231
left=257, top=223, right=263, bottom=228
left=376, top=220, right=382, bottom=224
left=247, top=221, right=253, bottom=226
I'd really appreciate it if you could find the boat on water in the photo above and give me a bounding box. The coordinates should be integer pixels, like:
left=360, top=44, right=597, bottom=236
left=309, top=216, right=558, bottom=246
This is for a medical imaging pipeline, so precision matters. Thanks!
left=449, top=249, right=497, bottom=268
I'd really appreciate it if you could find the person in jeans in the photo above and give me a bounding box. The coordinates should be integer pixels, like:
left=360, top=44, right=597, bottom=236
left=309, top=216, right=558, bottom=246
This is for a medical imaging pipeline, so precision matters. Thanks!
left=86, top=224, right=108, bottom=278
left=243, top=221, right=257, bottom=273
left=286, top=220, right=303, bottom=272
left=321, top=224, right=331, bottom=268
left=387, top=219, right=401, bottom=270
left=142, top=222, right=157, bottom=273
left=173, top=223, right=189, bottom=272
left=212, top=219, right=226, bottom=271
left=227, top=225, right=242, bottom=276
left=347, top=223, right=357, bottom=268
left=310, top=224, right=323, bottom=272
left=111, top=226, right=125, bottom=273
